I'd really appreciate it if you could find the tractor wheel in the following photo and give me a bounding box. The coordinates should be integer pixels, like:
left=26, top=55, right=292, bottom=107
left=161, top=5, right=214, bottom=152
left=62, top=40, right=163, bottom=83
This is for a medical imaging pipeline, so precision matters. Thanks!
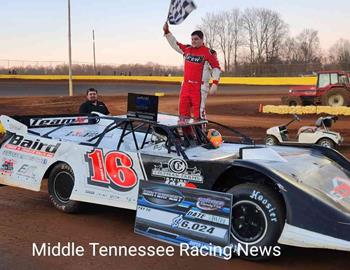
left=321, top=88, right=350, bottom=107
left=281, top=96, right=301, bottom=106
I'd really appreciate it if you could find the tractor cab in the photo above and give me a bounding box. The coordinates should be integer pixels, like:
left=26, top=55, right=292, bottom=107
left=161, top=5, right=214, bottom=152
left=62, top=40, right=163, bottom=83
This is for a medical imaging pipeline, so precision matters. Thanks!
left=317, top=71, right=349, bottom=88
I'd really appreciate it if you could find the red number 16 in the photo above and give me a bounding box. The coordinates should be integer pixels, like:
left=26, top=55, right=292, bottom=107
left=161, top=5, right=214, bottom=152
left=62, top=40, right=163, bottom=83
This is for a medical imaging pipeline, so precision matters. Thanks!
left=87, top=149, right=138, bottom=190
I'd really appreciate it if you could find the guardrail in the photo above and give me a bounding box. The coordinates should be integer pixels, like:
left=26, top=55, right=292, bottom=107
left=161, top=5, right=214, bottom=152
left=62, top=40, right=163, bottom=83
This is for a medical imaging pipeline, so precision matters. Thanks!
left=262, top=105, right=350, bottom=115
left=0, top=75, right=317, bottom=86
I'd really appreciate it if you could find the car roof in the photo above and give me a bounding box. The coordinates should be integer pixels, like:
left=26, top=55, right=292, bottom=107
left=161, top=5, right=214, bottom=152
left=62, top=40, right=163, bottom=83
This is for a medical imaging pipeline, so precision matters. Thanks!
left=116, top=113, right=207, bottom=128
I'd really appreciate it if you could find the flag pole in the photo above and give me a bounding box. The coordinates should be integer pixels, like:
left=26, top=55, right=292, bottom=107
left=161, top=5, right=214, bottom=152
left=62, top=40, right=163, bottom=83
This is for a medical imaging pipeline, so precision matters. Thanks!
left=166, top=0, right=172, bottom=22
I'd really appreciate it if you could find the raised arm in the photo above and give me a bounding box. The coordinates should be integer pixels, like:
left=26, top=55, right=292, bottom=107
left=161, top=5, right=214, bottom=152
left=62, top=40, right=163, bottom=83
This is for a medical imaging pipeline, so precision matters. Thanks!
left=163, top=22, right=188, bottom=55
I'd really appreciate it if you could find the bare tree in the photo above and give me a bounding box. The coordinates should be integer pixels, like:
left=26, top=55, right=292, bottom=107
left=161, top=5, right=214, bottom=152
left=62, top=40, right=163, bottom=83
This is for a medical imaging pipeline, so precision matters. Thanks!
left=328, top=39, right=350, bottom=69
left=230, top=9, right=244, bottom=69
left=197, top=12, right=219, bottom=49
left=215, top=9, right=244, bottom=71
left=198, top=10, right=244, bottom=72
left=281, top=37, right=299, bottom=63
left=296, top=29, right=321, bottom=63
left=242, top=8, right=288, bottom=64
left=265, top=12, right=289, bottom=63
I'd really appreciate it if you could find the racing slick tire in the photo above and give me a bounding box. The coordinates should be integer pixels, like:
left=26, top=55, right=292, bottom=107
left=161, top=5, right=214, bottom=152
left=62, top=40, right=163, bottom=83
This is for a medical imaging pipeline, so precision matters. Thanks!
left=227, top=183, right=285, bottom=260
left=265, top=135, right=279, bottom=146
left=321, top=88, right=350, bottom=107
left=317, top=138, right=335, bottom=149
left=281, top=96, right=301, bottom=106
left=48, top=163, right=82, bottom=213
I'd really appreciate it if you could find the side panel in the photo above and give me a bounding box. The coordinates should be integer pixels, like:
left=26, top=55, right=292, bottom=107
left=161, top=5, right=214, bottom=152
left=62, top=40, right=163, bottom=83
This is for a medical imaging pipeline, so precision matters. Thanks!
left=233, top=160, right=350, bottom=242
left=69, top=149, right=146, bottom=210
left=140, top=154, right=231, bottom=189
left=298, top=132, right=338, bottom=144
left=0, top=133, right=66, bottom=191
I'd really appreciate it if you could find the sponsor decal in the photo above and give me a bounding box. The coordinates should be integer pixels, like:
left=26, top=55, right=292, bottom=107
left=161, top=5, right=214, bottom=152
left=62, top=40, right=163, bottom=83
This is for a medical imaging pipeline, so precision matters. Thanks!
left=5, top=134, right=61, bottom=158
left=185, top=55, right=204, bottom=64
left=196, top=197, right=224, bottom=211
left=151, top=158, right=204, bottom=185
left=16, top=164, right=37, bottom=181
left=65, top=130, right=99, bottom=138
left=30, top=116, right=88, bottom=127
left=250, top=190, right=277, bottom=222
left=0, top=158, right=15, bottom=175
left=142, top=187, right=184, bottom=207
left=65, top=129, right=113, bottom=139
left=330, top=177, right=350, bottom=201
left=86, top=149, right=138, bottom=192
left=2, top=150, right=48, bottom=164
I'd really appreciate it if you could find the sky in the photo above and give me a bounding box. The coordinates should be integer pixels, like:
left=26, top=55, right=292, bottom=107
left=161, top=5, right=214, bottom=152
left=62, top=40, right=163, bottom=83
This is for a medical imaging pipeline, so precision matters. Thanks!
left=0, top=0, right=349, bottom=66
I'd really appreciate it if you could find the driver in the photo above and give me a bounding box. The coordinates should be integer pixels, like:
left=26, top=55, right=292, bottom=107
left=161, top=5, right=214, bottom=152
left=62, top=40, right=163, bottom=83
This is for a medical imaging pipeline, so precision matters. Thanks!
left=163, top=22, right=221, bottom=121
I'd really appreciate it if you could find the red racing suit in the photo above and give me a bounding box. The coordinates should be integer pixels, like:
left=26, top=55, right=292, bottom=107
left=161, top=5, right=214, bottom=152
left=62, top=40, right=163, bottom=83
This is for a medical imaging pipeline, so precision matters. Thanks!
left=165, top=32, right=221, bottom=119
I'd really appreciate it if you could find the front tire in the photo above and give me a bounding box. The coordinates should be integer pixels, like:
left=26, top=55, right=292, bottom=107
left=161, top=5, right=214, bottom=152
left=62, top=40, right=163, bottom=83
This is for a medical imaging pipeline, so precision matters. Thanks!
left=281, top=96, right=302, bottom=106
left=265, top=135, right=278, bottom=146
left=227, top=183, right=285, bottom=260
left=48, top=163, right=82, bottom=213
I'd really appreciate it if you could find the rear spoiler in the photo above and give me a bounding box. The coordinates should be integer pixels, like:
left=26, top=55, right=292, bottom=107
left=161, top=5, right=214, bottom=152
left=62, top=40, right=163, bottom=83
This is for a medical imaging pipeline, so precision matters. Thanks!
left=12, top=114, right=100, bottom=128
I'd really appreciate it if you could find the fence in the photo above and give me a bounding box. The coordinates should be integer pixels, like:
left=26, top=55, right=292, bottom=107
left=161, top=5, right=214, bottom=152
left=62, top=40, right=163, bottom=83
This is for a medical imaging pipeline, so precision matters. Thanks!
left=0, top=59, right=349, bottom=77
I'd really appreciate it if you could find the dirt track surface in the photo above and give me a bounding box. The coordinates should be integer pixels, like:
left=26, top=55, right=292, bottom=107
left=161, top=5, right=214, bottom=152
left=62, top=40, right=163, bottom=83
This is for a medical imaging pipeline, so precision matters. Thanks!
left=0, top=79, right=289, bottom=96
left=0, top=86, right=349, bottom=269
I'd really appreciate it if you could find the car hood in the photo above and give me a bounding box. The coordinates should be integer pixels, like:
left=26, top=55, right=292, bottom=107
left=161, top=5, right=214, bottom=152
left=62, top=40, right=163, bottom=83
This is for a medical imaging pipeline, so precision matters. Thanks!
left=241, top=145, right=350, bottom=210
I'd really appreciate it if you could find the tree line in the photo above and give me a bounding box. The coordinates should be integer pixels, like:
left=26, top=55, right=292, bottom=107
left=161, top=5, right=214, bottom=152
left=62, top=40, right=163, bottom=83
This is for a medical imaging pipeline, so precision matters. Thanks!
left=198, top=8, right=350, bottom=76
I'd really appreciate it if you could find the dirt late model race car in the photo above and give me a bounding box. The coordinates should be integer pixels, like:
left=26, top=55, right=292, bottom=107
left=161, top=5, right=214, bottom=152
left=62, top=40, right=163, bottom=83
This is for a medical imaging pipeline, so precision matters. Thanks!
left=0, top=108, right=350, bottom=259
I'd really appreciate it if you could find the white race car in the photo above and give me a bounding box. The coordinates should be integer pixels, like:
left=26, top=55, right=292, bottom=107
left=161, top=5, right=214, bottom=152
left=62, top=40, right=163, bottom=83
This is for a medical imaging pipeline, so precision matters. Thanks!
left=0, top=110, right=350, bottom=260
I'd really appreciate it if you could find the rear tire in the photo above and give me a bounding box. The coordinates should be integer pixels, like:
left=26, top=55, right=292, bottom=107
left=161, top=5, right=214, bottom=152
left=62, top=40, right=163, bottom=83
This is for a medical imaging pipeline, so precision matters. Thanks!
left=281, top=96, right=302, bottom=106
left=317, top=138, right=335, bottom=149
left=265, top=135, right=279, bottom=146
left=227, top=183, right=285, bottom=260
left=321, top=88, right=350, bottom=107
left=48, top=163, right=82, bottom=213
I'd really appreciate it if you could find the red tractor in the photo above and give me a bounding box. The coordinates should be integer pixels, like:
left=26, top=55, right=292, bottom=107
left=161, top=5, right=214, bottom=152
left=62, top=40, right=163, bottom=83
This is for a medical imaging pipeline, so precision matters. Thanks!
left=282, top=71, right=350, bottom=107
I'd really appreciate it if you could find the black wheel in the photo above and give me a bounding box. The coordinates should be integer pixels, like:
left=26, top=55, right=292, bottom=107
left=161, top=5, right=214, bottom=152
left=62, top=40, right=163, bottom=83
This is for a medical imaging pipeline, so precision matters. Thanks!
left=227, top=183, right=285, bottom=260
left=48, top=163, right=82, bottom=213
left=317, top=138, right=335, bottom=149
left=281, top=96, right=302, bottom=106
left=265, top=135, right=278, bottom=146
left=322, top=88, right=350, bottom=107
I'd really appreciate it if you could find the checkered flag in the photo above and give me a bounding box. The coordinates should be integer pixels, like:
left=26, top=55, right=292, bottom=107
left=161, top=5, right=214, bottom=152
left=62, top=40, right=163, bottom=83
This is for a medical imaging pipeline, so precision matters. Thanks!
left=167, top=0, right=197, bottom=25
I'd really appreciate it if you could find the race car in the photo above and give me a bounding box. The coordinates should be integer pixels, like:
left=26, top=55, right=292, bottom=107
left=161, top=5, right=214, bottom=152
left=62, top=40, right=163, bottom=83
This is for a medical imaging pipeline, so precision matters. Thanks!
left=0, top=101, right=349, bottom=259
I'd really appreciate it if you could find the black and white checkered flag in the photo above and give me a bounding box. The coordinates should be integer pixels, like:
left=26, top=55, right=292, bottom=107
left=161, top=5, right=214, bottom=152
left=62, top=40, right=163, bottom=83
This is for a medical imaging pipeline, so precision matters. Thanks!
left=167, top=0, right=197, bottom=25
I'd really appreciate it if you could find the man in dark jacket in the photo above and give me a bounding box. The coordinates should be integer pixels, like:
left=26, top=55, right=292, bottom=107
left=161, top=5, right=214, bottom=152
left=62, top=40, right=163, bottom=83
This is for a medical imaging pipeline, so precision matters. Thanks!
left=79, top=88, right=111, bottom=115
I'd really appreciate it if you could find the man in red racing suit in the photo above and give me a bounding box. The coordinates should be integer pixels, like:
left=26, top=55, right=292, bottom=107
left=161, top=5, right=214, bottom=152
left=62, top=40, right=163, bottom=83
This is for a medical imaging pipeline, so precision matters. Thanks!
left=163, top=23, right=221, bottom=120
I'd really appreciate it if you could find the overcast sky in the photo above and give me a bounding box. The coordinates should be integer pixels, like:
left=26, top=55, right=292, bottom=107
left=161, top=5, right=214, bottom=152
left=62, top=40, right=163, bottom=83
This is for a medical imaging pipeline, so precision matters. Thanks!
left=0, top=0, right=349, bottom=66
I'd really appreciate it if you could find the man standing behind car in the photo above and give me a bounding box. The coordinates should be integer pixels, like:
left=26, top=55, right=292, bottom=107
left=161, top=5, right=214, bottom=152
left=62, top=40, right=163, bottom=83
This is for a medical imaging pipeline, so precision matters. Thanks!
left=79, top=88, right=111, bottom=115
left=163, top=22, right=221, bottom=120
